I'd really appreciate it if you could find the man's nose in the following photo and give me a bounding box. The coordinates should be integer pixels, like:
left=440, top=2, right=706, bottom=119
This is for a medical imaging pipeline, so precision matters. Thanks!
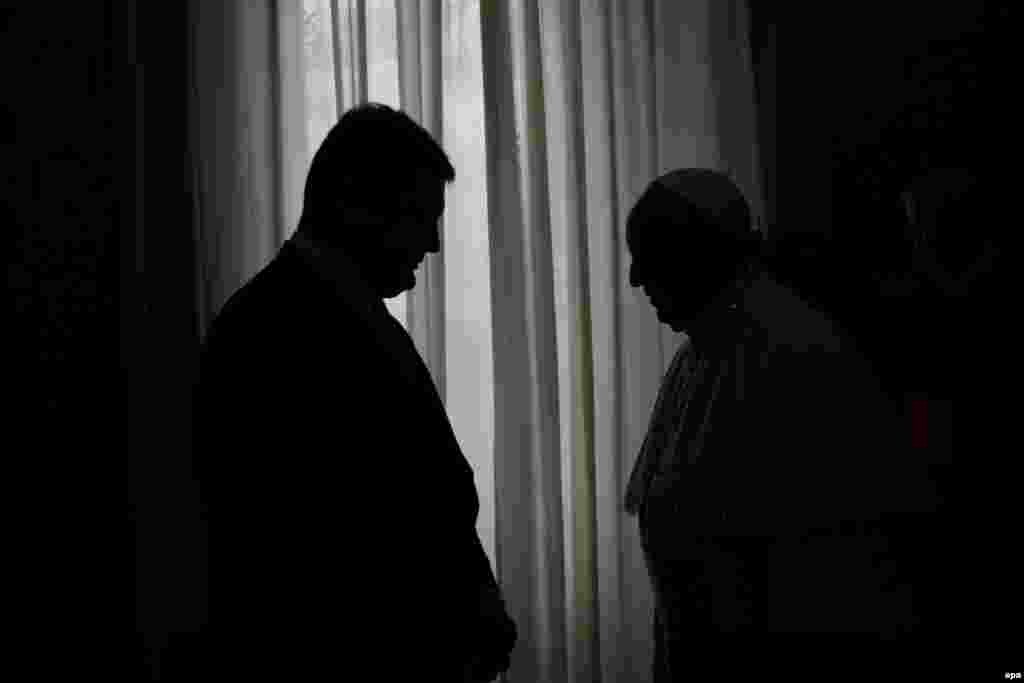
left=426, top=227, right=441, bottom=254
left=628, top=262, right=642, bottom=288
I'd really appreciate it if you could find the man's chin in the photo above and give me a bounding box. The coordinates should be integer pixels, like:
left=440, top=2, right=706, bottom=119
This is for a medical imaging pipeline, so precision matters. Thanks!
left=667, top=319, right=691, bottom=333
left=656, top=308, right=689, bottom=333
left=382, top=271, right=416, bottom=298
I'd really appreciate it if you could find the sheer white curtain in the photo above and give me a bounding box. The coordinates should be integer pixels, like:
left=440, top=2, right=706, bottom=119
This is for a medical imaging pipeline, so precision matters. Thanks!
left=191, top=1, right=282, bottom=333
left=190, top=1, right=762, bottom=681
left=482, top=2, right=762, bottom=681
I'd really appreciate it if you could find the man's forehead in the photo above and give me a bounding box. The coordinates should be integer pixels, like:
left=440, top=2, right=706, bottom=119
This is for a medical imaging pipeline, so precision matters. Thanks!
left=626, top=218, right=667, bottom=252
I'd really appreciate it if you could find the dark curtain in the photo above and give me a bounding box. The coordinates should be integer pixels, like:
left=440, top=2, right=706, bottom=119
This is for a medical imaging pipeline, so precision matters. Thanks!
left=130, top=2, right=206, bottom=679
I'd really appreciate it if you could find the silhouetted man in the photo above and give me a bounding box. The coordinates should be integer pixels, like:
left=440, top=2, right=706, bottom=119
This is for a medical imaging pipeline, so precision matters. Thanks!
left=623, top=169, right=938, bottom=679
left=193, top=104, right=515, bottom=681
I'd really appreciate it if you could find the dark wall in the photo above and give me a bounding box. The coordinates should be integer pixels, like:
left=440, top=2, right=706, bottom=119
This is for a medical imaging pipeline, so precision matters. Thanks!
left=3, top=0, right=136, bottom=669
left=747, top=5, right=1017, bottom=661
left=746, top=1, right=999, bottom=331
left=744, top=0, right=1005, bottom=413
left=4, top=3, right=124, bottom=432
left=4, top=2, right=201, bottom=677
left=748, top=2, right=995, bottom=244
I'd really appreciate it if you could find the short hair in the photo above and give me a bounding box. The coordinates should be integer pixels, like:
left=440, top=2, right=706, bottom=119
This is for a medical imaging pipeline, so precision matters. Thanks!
left=301, top=103, right=455, bottom=227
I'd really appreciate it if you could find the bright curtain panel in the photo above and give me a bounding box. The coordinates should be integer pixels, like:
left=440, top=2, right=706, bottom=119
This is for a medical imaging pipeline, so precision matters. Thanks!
left=395, top=1, right=446, bottom=392
left=397, top=0, right=500, bottom=592
left=481, top=1, right=762, bottom=681
left=439, top=0, right=498, bottom=588
left=302, top=0, right=338, bottom=164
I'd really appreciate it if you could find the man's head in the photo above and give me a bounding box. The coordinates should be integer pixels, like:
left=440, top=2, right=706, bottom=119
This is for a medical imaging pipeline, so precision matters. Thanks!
left=300, top=103, right=455, bottom=298
left=627, top=169, right=760, bottom=333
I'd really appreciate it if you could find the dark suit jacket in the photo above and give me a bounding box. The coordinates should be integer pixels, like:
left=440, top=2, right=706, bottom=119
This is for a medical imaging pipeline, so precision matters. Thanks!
left=192, top=235, right=503, bottom=678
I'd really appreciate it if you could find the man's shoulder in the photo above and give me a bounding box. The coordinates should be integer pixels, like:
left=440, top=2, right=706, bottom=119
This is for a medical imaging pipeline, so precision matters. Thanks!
left=206, top=246, right=359, bottom=346
left=744, top=276, right=847, bottom=355
left=741, top=276, right=892, bottom=400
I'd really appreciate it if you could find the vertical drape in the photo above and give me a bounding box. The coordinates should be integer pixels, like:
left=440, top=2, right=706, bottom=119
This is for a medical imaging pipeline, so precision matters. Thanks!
left=435, top=0, right=500, bottom=592
left=536, top=1, right=602, bottom=680
left=481, top=1, right=762, bottom=681
left=397, top=0, right=448, bottom=398
left=191, top=0, right=284, bottom=329
left=607, top=1, right=662, bottom=676
left=481, top=1, right=568, bottom=681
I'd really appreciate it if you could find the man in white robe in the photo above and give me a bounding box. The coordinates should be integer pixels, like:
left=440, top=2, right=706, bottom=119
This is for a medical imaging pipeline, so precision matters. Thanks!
left=624, top=169, right=938, bottom=679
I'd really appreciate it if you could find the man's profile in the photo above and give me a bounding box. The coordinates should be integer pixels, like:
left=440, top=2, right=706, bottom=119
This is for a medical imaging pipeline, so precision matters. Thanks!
left=192, top=103, right=515, bottom=681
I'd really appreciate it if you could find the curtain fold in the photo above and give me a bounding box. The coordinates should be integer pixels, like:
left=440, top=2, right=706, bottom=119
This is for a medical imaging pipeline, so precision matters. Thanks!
left=276, top=1, right=308, bottom=246
left=397, top=0, right=448, bottom=399
left=191, top=0, right=284, bottom=329
left=535, top=1, right=600, bottom=680
left=482, top=2, right=763, bottom=681
left=332, top=0, right=368, bottom=107
left=481, top=2, right=568, bottom=681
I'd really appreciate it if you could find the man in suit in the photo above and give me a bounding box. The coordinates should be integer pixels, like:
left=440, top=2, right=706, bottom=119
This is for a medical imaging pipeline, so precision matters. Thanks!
left=623, top=169, right=938, bottom=679
left=192, top=103, right=515, bottom=681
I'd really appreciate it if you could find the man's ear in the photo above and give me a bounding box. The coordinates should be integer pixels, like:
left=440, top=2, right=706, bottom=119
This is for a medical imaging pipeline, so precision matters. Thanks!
left=339, top=203, right=392, bottom=235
